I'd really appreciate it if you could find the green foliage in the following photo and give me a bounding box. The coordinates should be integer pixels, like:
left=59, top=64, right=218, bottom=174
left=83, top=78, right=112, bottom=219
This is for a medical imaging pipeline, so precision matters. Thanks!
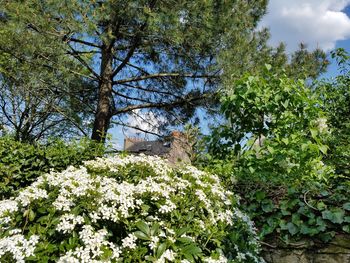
left=209, top=68, right=330, bottom=167
left=0, top=2, right=92, bottom=140
left=315, top=49, right=350, bottom=177
left=235, top=180, right=350, bottom=243
left=0, top=0, right=328, bottom=141
left=0, top=155, right=263, bottom=262
left=203, top=68, right=350, bottom=244
left=220, top=33, right=328, bottom=84
left=0, top=136, right=104, bottom=198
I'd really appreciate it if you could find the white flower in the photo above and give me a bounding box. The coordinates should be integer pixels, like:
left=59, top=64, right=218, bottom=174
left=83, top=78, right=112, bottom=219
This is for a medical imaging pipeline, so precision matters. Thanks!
left=122, top=233, right=137, bottom=249
left=195, top=189, right=211, bottom=207
left=159, top=200, right=176, bottom=213
left=316, top=117, right=328, bottom=133
left=56, top=214, right=84, bottom=233
left=204, top=252, right=228, bottom=263
left=0, top=200, right=18, bottom=217
left=58, top=225, right=121, bottom=262
left=0, top=154, right=261, bottom=262
left=156, top=249, right=176, bottom=263
left=0, top=234, right=39, bottom=263
left=216, top=210, right=233, bottom=225
left=149, top=236, right=159, bottom=249
left=53, top=195, right=75, bottom=211
left=16, top=186, right=48, bottom=206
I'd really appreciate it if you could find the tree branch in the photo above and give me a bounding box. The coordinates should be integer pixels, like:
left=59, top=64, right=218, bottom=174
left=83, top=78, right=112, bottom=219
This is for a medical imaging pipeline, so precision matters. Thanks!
left=112, top=90, right=155, bottom=103
left=113, top=93, right=207, bottom=115
left=112, top=23, right=147, bottom=78
left=68, top=46, right=100, bottom=80
left=113, top=73, right=217, bottom=85
left=118, top=83, right=181, bottom=98
left=113, top=57, right=149, bottom=74
left=68, top=37, right=102, bottom=49
left=111, top=120, right=162, bottom=137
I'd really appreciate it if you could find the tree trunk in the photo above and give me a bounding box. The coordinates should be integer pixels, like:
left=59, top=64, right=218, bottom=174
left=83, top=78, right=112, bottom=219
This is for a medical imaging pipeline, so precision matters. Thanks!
left=91, top=47, right=113, bottom=142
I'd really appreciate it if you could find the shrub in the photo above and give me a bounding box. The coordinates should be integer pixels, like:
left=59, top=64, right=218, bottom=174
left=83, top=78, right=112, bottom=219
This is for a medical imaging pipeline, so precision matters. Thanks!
left=0, top=154, right=263, bottom=262
left=202, top=70, right=350, bottom=244
left=235, top=179, right=350, bottom=243
left=0, top=137, right=104, bottom=198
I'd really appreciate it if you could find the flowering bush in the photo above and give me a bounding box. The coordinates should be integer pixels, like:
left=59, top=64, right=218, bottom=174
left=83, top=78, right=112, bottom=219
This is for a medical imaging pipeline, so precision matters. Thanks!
left=0, top=154, right=263, bottom=262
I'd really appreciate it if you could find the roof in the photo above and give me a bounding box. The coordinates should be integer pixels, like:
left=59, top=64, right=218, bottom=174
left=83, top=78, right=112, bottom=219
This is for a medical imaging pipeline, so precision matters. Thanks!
left=124, top=139, right=171, bottom=156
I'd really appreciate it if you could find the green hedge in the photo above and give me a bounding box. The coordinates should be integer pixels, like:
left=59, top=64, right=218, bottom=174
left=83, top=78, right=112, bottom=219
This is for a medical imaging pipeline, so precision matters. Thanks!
left=0, top=137, right=104, bottom=198
left=235, top=178, right=350, bottom=243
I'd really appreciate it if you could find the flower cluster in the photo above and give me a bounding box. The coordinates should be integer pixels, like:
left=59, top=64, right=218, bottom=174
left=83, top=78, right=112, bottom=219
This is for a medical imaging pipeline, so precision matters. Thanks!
left=0, top=154, right=263, bottom=262
left=0, top=231, right=39, bottom=263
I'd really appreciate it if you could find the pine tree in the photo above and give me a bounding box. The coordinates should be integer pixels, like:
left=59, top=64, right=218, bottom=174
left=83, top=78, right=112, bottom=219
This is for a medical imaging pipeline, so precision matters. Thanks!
left=0, top=0, right=327, bottom=142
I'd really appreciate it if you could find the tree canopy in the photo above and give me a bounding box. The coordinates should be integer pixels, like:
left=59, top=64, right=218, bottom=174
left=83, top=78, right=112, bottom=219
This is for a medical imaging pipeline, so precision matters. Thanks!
left=0, top=0, right=327, bottom=142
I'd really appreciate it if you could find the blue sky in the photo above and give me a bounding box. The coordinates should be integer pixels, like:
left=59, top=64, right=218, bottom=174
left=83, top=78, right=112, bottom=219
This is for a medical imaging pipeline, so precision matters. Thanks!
left=109, top=1, right=350, bottom=150
left=260, top=0, right=350, bottom=78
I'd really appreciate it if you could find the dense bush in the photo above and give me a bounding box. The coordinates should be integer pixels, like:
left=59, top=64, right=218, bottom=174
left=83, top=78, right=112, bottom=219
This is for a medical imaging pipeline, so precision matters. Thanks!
left=316, top=50, right=350, bottom=177
left=0, top=137, right=104, bottom=198
left=0, top=154, right=263, bottom=262
left=201, top=69, right=350, bottom=244
left=235, top=180, right=350, bottom=243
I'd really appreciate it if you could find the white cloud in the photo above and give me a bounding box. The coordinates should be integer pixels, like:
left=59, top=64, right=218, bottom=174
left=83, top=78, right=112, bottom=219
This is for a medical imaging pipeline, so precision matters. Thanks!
left=126, top=109, right=165, bottom=135
left=259, top=0, right=350, bottom=52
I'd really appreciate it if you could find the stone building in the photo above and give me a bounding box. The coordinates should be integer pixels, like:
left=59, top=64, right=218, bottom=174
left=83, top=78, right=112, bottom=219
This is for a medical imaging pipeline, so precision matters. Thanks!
left=123, top=131, right=191, bottom=164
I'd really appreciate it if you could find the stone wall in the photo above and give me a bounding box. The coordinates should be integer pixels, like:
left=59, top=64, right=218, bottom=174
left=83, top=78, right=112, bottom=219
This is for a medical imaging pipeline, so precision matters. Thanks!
left=262, top=235, right=350, bottom=263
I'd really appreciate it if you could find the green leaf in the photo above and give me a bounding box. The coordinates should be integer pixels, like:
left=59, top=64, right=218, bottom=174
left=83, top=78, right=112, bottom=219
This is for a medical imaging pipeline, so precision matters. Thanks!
left=320, top=190, right=330, bottom=197
left=255, top=191, right=266, bottom=201
left=182, top=244, right=202, bottom=257
left=300, top=224, right=314, bottom=235
left=322, top=209, right=344, bottom=224
left=156, top=243, right=167, bottom=259
left=262, top=200, right=274, bottom=213
left=281, top=209, right=291, bottom=216
left=282, top=100, right=289, bottom=108
left=332, top=211, right=345, bottom=224
left=317, top=202, right=326, bottom=210
left=319, top=145, right=328, bottom=154
left=267, top=146, right=275, bottom=154
left=29, top=210, right=36, bottom=222
left=319, top=232, right=334, bottom=242
left=150, top=223, right=160, bottom=236
left=134, top=231, right=149, bottom=240
left=316, top=217, right=327, bottom=231
left=176, top=227, right=190, bottom=237
left=310, top=128, right=318, bottom=139
left=248, top=166, right=255, bottom=173
left=282, top=138, right=289, bottom=145
left=178, top=237, right=194, bottom=244
left=343, top=203, right=350, bottom=211
left=287, top=222, right=298, bottom=235
left=265, top=64, right=272, bottom=71
left=342, top=225, right=350, bottom=233
left=136, top=221, right=150, bottom=235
